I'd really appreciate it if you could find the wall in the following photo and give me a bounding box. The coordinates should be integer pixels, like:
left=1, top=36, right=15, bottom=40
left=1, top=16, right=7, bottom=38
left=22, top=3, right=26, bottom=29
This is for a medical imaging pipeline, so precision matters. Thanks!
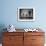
left=0, top=0, right=46, bottom=44
left=0, top=0, right=46, bottom=30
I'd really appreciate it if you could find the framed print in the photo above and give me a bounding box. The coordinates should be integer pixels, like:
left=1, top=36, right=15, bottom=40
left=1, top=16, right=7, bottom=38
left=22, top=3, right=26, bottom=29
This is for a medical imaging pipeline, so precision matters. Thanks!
left=18, top=7, right=35, bottom=21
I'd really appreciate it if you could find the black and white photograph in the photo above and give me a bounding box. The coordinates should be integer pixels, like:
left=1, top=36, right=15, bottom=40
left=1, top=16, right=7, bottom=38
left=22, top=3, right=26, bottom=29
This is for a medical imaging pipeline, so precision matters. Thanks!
left=18, top=7, right=35, bottom=21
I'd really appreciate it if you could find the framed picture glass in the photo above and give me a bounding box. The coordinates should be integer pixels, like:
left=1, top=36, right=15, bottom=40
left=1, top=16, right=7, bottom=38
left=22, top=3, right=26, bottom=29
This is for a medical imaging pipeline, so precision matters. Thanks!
left=18, top=7, right=35, bottom=21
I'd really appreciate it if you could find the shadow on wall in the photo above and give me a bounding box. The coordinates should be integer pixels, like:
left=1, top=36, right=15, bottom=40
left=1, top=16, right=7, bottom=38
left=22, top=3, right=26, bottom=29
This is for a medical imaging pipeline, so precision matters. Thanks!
left=0, top=24, right=7, bottom=43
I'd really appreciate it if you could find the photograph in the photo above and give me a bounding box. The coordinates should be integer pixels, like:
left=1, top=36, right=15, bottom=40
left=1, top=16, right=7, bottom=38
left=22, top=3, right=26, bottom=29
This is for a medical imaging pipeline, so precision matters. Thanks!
left=18, top=7, right=35, bottom=21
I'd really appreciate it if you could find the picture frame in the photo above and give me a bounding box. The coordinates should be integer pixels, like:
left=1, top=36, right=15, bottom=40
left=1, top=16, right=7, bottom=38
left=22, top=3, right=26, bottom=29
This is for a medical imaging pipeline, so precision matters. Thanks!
left=18, top=7, right=35, bottom=21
